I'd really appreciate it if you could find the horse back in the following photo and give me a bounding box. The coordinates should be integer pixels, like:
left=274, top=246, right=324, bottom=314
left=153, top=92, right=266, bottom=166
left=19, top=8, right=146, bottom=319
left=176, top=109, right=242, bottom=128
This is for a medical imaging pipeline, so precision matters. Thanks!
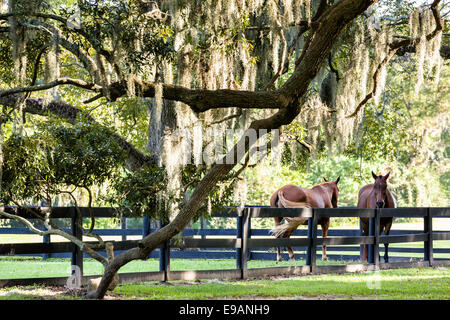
left=270, top=185, right=308, bottom=207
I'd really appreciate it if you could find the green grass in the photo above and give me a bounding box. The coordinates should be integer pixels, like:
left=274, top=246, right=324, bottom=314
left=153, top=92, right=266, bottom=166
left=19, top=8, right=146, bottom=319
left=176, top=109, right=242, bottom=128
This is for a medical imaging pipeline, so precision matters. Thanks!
left=111, top=267, right=450, bottom=300
left=0, top=256, right=448, bottom=299
left=0, top=256, right=354, bottom=279
left=0, top=267, right=448, bottom=300
left=0, top=240, right=449, bottom=279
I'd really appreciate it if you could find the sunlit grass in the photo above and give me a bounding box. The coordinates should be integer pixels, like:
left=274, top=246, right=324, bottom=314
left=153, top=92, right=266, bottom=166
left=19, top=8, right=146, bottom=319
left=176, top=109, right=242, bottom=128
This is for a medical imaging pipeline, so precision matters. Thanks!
left=0, top=257, right=448, bottom=300
left=2, top=267, right=447, bottom=300
left=0, top=256, right=374, bottom=280
left=112, top=267, right=450, bottom=300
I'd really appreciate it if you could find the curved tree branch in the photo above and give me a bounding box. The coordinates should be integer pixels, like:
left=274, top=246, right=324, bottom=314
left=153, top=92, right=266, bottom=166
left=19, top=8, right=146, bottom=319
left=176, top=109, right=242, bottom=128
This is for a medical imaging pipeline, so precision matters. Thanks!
left=0, top=207, right=108, bottom=266
left=0, top=78, right=102, bottom=98
left=88, top=0, right=378, bottom=299
left=104, top=78, right=289, bottom=111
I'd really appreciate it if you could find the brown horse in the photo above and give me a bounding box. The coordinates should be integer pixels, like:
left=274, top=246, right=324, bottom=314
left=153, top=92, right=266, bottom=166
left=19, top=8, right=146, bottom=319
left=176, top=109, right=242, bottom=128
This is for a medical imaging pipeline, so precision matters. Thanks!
left=269, top=177, right=340, bottom=261
left=358, top=171, right=396, bottom=263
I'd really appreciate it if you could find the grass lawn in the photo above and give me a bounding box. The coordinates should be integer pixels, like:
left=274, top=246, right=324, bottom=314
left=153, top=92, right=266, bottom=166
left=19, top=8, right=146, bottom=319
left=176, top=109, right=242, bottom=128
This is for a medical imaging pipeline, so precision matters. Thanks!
left=0, top=256, right=356, bottom=279
left=0, top=267, right=448, bottom=300
left=0, top=219, right=448, bottom=300
left=112, top=267, right=450, bottom=300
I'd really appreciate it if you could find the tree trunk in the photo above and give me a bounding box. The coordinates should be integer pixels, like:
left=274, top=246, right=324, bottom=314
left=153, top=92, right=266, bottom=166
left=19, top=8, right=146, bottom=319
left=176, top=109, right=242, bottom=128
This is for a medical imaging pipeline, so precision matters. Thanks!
left=87, top=0, right=377, bottom=299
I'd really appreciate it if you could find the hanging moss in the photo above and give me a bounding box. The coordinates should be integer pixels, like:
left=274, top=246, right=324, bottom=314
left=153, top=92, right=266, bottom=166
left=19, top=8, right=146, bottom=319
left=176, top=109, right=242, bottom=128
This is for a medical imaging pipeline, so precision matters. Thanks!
left=408, top=7, right=443, bottom=93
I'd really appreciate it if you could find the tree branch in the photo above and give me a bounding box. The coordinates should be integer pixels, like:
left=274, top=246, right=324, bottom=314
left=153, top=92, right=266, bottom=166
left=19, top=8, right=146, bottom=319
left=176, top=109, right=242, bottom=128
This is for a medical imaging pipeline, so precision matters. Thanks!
left=0, top=207, right=108, bottom=266
left=88, top=0, right=378, bottom=299
left=0, top=11, right=113, bottom=61
left=106, top=78, right=289, bottom=112
left=395, top=43, right=450, bottom=59
left=0, top=78, right=102, bottom=98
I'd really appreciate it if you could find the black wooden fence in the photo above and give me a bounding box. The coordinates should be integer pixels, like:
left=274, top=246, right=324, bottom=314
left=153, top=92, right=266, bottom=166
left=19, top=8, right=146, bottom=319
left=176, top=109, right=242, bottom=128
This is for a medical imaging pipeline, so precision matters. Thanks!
left=0, top=206, right=449, bottom=287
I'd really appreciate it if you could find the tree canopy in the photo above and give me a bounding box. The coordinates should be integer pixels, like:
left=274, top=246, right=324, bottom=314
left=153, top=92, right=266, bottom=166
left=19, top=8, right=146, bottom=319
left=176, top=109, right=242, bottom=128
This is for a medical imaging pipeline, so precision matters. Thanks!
left=0, top=0, right=448, bottom=298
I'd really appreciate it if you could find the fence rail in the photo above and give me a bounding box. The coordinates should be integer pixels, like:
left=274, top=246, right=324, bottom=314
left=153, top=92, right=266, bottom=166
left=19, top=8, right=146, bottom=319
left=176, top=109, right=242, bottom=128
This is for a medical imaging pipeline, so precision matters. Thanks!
left=1, top=206, right=450, bottom=287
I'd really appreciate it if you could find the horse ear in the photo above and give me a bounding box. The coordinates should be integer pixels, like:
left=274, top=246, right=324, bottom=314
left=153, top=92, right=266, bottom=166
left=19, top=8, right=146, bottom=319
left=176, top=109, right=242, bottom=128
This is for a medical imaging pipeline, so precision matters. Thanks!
left=323, top=177, right=328, bottom=182
left=384, top=171, right=390, bottom=180
left=372, top=171, right=377, bottom=179
left=335, top=176, right=340, bottom=184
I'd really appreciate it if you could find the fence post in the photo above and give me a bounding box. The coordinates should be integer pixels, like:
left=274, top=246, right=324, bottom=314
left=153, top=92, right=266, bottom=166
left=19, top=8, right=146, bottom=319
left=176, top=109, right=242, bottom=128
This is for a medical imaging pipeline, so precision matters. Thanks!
left=374, top=208, right=380, bottom=268
left=159, top=218, right=170, bottom=281
left=43, top=225, right=50, bottom=260
left=142, top=216, right=150, bottom=238
left=141, top=216, right=151, bottom=260
left=239, top=208, right=250, bottom=279
left=121, top=216, right=127, bottom=242
left=424, top=208, right=433, bottom=266
left=71, top=207, right=83, bottom=278
left=200, top=217, right=207, bottom=240
left=359, top=218, right=364, bottom=261
left=247, top=215, right=252, bottom=262
left=310, top=209, right=318, bottom=273
left=236, top=211, right=243, bottom=271
left=368, top=214, right=375, bottom=264
left=306, top=217, right=312, bottom=267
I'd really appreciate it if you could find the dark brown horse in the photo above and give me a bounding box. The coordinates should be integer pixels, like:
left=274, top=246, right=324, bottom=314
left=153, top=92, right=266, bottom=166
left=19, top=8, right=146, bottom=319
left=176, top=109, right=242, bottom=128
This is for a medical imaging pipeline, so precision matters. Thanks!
left=358, top=171, right=396, bottom=263
left=269, top=177, right=340, bottom=261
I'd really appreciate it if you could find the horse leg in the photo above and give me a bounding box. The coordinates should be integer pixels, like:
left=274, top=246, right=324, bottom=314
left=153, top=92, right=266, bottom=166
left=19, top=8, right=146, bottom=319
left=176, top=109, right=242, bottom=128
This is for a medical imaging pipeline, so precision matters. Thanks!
left=321, top=219, right=330, bottom=261
left=283, top=231, right=295, bottom=260
left=276, top=246, right=282, bottom=262
left=287, top=243, right=295, bottom=261
left=383, top=244, right=389, bottom=263
left=274, top=217, right=283, bottom=262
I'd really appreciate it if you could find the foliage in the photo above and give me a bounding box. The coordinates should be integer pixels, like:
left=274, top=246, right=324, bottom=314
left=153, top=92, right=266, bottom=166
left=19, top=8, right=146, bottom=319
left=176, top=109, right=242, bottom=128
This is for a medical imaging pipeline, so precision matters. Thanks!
left=0, top=0, right=447, bottom=253
left=181, top=163, right=248, bottom=224
left=57, top=0, right=175, bottom=74
left=343, top=53, right=449, bottom=207
left=45, top=116, right=126, bottom=188
left=345, top=104, right=409, bottom=163
left=1, top=132, right=53, bottom=203
left=0, top=117, right=126, bottom=206
left=103, top=165, right=169, bottom=219
left=109, top=97, right=149, bottom=152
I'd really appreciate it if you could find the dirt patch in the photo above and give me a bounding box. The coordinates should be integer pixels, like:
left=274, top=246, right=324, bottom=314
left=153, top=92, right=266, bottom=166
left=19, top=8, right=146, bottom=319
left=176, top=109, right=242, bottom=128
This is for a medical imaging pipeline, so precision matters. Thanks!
left=0, top=285, right=120, bottom=300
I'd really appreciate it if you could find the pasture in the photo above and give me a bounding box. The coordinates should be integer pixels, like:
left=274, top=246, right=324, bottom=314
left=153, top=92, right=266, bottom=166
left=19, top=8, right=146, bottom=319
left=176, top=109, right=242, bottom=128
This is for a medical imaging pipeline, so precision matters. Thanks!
left=1, top=218, right=449, bottom=300
left=1, top=207, right=449, bottom=302
left=0, top=266, right=448, bottom=300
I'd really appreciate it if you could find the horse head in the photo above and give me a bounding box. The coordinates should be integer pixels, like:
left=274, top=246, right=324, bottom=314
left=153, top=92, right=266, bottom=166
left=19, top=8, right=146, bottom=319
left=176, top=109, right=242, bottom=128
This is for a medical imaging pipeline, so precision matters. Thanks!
left=323, top=176, right=340, bottom=208
left=371, top=171, right=390, bottom=208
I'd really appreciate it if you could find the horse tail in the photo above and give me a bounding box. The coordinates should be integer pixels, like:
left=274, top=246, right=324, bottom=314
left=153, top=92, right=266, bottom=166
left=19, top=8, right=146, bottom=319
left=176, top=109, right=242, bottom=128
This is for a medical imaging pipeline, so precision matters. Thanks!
left=274, top=193, right=280, bottom=208
left=270, top=217, right=308, bottom=238
left=277, top=190, right=312, bottom=209
left=269, top=191, right=311, bottom=238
